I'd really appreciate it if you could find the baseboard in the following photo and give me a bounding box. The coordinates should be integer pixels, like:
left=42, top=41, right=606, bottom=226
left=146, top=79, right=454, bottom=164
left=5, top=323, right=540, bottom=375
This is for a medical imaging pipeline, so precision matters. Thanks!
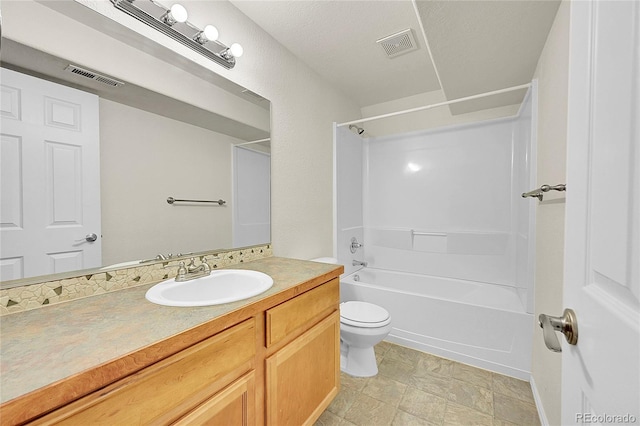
left=530, top=374, right=549, bottom=426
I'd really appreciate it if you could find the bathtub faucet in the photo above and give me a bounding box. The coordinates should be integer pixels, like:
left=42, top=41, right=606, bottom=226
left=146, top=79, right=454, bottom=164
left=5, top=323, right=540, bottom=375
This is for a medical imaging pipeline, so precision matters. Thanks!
left=352, top=260, right=368, bottom=267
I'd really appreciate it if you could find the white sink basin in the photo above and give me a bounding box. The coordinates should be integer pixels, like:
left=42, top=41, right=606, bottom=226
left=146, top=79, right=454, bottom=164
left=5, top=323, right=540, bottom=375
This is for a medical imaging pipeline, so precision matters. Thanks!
left=145, top=269, right=273, bottom=307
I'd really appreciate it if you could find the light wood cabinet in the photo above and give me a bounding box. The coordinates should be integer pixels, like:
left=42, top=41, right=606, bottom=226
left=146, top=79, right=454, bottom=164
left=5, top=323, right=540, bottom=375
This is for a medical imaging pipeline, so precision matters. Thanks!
left=265, top=277, right=340, bottom=425
left=175, top=371, right=255, bottom=426
left=266, top=311, right=340, bottom=426
left=266, top=278, right=339, bottom=347
left=19, top=271, right=340, bottom=426
left=32, top=319, right=256, bottom=425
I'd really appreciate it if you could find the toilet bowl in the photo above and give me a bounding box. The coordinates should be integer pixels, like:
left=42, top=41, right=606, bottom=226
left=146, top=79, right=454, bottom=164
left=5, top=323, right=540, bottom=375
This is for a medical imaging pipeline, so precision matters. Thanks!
left=310, top=257, right=392, bottom=377
left=340, top=301, right=392, bottom=377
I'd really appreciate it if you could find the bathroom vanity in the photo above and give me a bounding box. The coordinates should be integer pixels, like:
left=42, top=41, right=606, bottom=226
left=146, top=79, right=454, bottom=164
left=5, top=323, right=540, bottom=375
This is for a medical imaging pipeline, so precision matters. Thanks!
left=0, top=257, right=342, bottom=425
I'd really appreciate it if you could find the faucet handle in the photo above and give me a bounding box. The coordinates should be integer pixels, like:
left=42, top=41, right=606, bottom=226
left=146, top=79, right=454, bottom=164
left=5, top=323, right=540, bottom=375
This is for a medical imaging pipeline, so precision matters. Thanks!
left=350, top=237, right=363, bottom=253
left=175, top=261, right=188, bottom=281
left=201, top=256, right=211, bottom=272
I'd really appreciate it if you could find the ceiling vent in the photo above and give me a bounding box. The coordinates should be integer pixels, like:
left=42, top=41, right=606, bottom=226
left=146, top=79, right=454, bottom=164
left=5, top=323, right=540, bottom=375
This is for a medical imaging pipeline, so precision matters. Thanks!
left=376, top=29, right=418, bottom=58
left=64, top=65, right=125, bottom=88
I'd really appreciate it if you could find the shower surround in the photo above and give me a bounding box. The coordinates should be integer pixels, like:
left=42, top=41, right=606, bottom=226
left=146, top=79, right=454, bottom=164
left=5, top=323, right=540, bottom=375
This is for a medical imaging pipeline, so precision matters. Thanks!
left=335, top=87, right=536, bottom=378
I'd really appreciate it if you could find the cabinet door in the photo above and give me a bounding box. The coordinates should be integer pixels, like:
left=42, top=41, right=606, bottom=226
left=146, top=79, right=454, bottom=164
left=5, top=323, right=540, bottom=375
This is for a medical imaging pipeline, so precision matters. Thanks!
left=266, top=311, right=340, bottom=426
left=174, top=371, right=255, bottom=426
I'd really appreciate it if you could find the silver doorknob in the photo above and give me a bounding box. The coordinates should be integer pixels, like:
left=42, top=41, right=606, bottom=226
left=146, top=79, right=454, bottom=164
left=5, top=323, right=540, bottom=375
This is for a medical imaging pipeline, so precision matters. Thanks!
left=85, top=233, right=98, bottom=242
left=539, top=308, right=578, bottom=352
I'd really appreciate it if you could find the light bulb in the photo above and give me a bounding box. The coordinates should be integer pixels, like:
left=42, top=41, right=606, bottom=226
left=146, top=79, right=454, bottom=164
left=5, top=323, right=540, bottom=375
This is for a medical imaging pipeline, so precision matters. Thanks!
left=194, top=25, right=218, bottom=44
left=164, top=3, right=188, bottom=25
left=229, top=43, right=244, bottom=58
left=202, top=25, right=218, bottom=42
left=170, top=4, right=188, bottom=22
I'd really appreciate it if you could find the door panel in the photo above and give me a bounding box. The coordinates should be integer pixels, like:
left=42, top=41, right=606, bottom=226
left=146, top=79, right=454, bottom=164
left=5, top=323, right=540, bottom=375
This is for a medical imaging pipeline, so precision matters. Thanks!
left=0, top=133, right=23, bottom=230
left=0, top=68, right=101, bottom=281
left=563, top=0, right=639, bottom=423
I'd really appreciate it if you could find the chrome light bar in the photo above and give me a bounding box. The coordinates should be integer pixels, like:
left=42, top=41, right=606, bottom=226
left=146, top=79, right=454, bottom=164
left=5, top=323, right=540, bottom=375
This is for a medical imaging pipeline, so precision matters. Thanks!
left=111, top=0, right=238, bottom=69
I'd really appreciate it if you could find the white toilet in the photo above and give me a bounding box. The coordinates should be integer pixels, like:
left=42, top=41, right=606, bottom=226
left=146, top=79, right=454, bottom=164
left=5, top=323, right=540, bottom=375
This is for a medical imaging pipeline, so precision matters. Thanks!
left=311, top=257, right=392, bottom=377
left=340, top=300, right=392, bottom=377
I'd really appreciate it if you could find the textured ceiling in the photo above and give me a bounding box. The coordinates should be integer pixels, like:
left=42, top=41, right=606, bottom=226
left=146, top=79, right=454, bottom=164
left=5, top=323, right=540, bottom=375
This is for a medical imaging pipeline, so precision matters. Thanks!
left=230, top=0, right=441, bottom=106
left=415, top=0, right=561, bottom=114
left=231, top=0, right=560, bottom=114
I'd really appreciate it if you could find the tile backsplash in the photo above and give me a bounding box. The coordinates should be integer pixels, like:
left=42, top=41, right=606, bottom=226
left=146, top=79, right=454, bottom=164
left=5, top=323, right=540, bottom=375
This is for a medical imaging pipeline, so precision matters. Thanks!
left=0, top=244, right=272, bottom=316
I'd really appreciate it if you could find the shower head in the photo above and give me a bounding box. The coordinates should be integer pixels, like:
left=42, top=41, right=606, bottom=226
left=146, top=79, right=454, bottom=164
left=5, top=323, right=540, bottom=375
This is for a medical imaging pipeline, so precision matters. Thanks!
left=349, top=124, right=365, bottom=135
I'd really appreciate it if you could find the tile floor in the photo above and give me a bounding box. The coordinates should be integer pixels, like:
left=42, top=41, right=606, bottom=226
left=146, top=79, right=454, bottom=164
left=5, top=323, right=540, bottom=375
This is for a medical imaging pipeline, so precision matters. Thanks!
left=315, top=341, right=541, bottom=426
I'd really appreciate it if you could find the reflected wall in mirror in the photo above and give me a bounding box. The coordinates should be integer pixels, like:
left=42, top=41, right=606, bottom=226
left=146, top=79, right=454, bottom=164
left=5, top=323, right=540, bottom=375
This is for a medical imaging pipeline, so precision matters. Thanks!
left=0, top=0, right=271, bottom=286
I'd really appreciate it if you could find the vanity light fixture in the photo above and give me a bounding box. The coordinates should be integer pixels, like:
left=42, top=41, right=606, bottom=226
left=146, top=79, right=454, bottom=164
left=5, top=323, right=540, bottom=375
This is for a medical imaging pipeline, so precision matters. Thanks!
left=111, top=0, right=243, bottom=69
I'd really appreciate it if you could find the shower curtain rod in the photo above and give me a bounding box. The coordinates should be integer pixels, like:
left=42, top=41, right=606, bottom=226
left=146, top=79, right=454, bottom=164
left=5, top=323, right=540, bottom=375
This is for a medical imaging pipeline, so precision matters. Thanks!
left=337, top=82, right=532, bottom=128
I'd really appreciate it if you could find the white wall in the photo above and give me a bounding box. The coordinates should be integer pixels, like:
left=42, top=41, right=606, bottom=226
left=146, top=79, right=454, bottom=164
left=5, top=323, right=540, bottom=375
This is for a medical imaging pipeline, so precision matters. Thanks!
left=135, top=0, right=363, bottom=260
left=362, top=118, right=529, bottom=288
left=530, top=1, right=570, bottom=425
left=3, top=0, right=361, bottom=261
left=100, top=99, right=235, bottom=265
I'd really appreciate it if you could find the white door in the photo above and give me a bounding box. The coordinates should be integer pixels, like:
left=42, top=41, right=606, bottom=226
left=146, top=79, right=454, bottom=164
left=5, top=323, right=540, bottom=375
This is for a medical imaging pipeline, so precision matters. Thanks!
left=562, top=0, right=639, bottom=424
left=0, top=68, right=101, bottom=281
left=232, top=146, right=270, bottom=247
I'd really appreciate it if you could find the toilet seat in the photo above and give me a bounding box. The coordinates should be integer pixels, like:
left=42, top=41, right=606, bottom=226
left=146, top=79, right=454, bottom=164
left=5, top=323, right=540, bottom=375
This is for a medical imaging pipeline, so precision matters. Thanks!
left=340, top=301, right=391, bottom=328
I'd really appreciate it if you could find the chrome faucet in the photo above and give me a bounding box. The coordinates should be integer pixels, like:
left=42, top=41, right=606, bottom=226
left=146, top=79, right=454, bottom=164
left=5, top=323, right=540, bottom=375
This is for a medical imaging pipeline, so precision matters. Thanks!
left=352, top=260, right=368, bottom=267
left=166, top=257, right=211, bottom=282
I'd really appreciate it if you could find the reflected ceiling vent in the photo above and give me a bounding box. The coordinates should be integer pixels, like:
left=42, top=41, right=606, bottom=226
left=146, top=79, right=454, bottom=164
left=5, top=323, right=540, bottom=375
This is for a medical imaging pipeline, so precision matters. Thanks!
left=64, top=64, right=125, bottom=88
left=376, top=29, right=418, bottom=58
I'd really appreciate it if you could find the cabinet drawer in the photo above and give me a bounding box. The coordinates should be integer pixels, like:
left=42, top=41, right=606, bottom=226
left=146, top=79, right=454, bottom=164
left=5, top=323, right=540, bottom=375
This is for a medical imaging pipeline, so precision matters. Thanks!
left=266, top=278, right=339, bottom=347
left=33, top=318, right=256, bottom=425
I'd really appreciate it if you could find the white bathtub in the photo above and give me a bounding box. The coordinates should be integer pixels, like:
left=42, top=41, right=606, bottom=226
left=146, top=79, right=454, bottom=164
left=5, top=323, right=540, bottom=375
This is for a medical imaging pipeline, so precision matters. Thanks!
left=340, top=268, right=533, bottom=379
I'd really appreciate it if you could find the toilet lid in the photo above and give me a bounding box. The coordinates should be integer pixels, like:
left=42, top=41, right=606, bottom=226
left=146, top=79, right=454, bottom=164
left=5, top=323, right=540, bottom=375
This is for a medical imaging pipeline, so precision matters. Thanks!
left=340, top=301, right=391, bottom=328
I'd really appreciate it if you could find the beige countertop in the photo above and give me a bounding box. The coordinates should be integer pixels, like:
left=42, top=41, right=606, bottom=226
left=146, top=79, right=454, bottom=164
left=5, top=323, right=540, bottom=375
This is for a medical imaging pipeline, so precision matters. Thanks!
left=0, top=257, right=341, bottom=407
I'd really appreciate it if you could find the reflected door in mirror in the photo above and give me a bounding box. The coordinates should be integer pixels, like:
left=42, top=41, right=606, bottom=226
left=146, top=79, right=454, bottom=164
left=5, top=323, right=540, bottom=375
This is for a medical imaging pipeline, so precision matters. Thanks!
left=0, top=68, right=101, bottom=281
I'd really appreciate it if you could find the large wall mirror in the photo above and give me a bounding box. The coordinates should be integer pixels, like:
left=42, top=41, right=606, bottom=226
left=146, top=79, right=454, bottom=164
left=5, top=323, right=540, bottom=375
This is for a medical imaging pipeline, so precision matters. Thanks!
left=0, top=0, right=271, bottom=287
